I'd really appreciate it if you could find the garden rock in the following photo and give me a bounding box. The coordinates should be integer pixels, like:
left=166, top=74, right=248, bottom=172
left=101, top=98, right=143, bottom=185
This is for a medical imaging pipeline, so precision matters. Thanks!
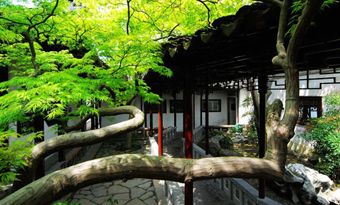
left=329, top=189, right=340, bottom=204
left=219, top=136, right=234, bottom=150
left=218, top=149, right=243, bottom=157
left=275, top=163, right=337, bottom=205
left=208, top=135, right=241, bottom=157
left=209, top=135, right=223, bottom=156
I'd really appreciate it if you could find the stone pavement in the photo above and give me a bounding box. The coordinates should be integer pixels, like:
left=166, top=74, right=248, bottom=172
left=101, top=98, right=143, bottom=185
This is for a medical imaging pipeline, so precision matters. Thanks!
left=54, top=137, right=158, bottom=205
left=70, top=179, right=157, bottom=205
left=53, top=134, right=231, bottom=205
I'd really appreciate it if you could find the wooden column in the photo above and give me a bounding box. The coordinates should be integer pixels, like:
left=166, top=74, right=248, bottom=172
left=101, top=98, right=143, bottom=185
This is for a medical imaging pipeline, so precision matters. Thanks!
left=34, top=116, right=45, bottom=180
left=200, top=89, right=203, bottom=126
left=149, top=105, right=153, bottom=137
left=98, top=101, right=102, bottom=128
left=158, top=99, right=163, bottom=156
left=58, top=122, right=65, bottom=162
left=174, top=92, right=177, bottom=127
left=183, top=90, right=186, bottom=138
left=192, top=93, right=195, bottom=129
left=258, top=75, right=267, bottom=199
left=184, top=69, right=193, bottom=205
left=205, top=86, right=210, bottom=155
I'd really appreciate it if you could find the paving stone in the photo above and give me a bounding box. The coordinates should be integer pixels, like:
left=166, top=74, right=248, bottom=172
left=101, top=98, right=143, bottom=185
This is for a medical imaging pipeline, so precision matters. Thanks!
left=118, top=179, right=148, bottom=188
left=92, top=185, right=108, bottom=197
left=126, top=198, right=146, bottom=205
left=71, top=199, right=79, bottom=203
left=130, top=187, right=146, bottom=199
left=103, top=182, right=113, bottom=188
left=73, top=194, right=85, bottom=199
left=143, top=197, right=158, bottom=205
left=80, top=190, right=92, bottom=195
left=91, top=196, right=110, bottom=204
left=113, top=193, right=131, bottom=200
left=139, top=191, right=154, bottom=200
left=138, top=181, right=152, bottom=190
left=85, top=194, right=96, bottom=200
left=108, top=185, right=129, bottom=194
left=92, top=184, right=103, bottom=189
left=115, top=199, right=129, bottom=205
left=147, top=186, right=155, bottom=192
left=77, top=199, right=93, bottom=205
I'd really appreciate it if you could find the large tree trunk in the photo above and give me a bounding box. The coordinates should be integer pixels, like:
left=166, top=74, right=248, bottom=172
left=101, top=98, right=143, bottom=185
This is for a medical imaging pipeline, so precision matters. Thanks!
left=8, top=106, right=144, bottom=196
left=0, top=154, right=282, bottom=205
left=265, top=0, right=325, bottom=170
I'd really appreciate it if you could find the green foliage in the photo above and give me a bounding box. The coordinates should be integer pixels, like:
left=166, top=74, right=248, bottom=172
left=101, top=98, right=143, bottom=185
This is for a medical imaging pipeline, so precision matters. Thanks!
left=53, top=199, right=81, bottom=205
left=287, top=0, right=339, bottom=36
left=0, top=0, right=251, bottom=188
left=0, top=130, right=43, bottom=185
left=301, top=92, right=340, bottom=178
left=107, top=197, right=119, bottom=205
left=241, top=97, right=258, bottom=141
left=324, top=91, right=340, bottom=116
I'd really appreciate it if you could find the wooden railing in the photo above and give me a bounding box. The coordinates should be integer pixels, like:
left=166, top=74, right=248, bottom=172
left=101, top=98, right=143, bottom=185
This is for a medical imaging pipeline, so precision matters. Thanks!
left=188, top=126, right=282, bottom=205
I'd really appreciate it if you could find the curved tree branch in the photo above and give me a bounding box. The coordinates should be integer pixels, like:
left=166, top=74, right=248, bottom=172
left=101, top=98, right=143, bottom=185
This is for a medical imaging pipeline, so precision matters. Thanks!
left=2, top=155, right=283, bottom=205
left=197, top=0, right=212, bottom=27
left=28, top=0, right=59, bottom=30
left=26, top=0, right=59, bottom=77
left=0, top=16, right=30, bottom=26
left=286, top=0, right=324, bottom=66
left=99, top=84, right=116, bottom=100
left=10, top=106, right=144, bottom=193
left=272, top=0, right=290, bottom=67
left=126, top=0, right=132, bottom=35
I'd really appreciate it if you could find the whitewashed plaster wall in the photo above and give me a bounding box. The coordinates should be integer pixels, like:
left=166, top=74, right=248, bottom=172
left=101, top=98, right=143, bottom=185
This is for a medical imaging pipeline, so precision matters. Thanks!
left=268, top=72, right=340, bottom=113
left=100, top=90, right=240, bottom=132
left=238, top=88, right=251, bottom=125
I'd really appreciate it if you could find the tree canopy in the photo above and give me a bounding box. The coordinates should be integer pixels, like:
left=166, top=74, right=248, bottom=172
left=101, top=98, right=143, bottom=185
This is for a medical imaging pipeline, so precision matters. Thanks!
left=0, top=0, right=250, bottom=190
left=0, top=0, right=333, bottom=204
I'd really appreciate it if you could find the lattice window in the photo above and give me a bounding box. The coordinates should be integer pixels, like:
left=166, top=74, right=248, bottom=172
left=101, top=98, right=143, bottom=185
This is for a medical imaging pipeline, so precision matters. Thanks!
left=298, top=96, right=322, bottom=125
left=202, top=99, right=221, bottom=112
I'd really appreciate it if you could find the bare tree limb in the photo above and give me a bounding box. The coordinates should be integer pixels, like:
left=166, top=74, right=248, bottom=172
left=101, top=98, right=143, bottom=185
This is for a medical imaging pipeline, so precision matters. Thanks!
left=252, top=0, right=283, bottom=8
left=0, top=16, right=30, bottom=26
left=286, top=0, right=325, bottom=66
left=28, top=0, right=59, bottom=30
left=272, top=0, right=290, bottom=67
left=2, top=155, right=283, bottom=205
left=126, top=0, right=132, bottom=35
left=198, top=0, right=212, bottom=27
left=99, top=84, right=116, bottom=100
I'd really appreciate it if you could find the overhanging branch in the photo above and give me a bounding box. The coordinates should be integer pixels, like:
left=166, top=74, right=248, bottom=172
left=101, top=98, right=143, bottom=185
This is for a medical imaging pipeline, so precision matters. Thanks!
left=2, top=155, right=283, bottom=205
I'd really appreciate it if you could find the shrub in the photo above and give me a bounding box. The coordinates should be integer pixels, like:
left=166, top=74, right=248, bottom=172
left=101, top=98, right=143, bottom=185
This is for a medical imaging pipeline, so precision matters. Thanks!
left=301, top=92, right=340, bottom=179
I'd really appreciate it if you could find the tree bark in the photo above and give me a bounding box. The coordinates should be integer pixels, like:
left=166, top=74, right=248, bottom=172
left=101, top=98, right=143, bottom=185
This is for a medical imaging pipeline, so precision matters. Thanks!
left=1, top=155, right=282, bottom=205
left=9, top=106, right=144, bottom=195
left=265, top=0, right=325, bottom=170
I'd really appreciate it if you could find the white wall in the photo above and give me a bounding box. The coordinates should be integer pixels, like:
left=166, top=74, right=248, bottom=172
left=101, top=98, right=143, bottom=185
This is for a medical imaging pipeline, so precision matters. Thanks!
left=99, top=90, right=239, bottom=132
left=238, top=89, right=251, bottom=125
left=268, top=72, right=340, bottom=113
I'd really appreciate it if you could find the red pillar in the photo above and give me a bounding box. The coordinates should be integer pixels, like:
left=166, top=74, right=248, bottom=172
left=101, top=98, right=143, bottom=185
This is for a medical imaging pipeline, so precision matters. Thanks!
left=158, top=101, right=163, bottom=156
left=205, top=86, right=210, bottom=155
left=184, top=71, right=193, bottom=205
left=149, top=106, right=153, bottom=137
left=258, top=75, right=267, bottom=199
